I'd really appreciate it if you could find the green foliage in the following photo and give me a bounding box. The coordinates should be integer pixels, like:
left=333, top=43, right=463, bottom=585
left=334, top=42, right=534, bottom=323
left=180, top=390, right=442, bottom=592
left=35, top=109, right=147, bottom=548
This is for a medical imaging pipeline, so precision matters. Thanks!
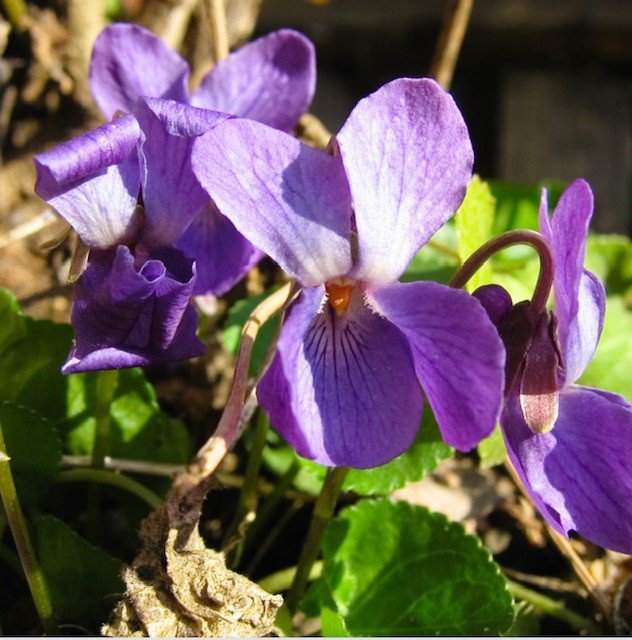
left=34, top=515, right=123, bottom=629
left=263, top=410, right=452, bottom=496
left=455, top=175, right=496, bottom=291
left=478, top=425, right=506, bottom=468
left=313, top=499, right=514, bottom=635
left=585, top=234, right=632, bottom=296
left=0, top=402, right=61, bottom=509
left=402, top=223, right=458, bottom=284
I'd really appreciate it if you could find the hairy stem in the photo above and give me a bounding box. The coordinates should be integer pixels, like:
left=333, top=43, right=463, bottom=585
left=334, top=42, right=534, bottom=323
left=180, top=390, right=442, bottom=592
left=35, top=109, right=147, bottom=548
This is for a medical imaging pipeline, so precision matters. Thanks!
left=449, top=229, right=555, bottom=315
left=92, top=369, right=118, bottom=469
left=57, top=469, right=162, bottom=510
left=0, top=420, right=56, bottom=634
left=285, top=467, right=349, bottom=614
left=429, top=0, right=474, bottom=90
left=507, top=579, right=600, bottom=634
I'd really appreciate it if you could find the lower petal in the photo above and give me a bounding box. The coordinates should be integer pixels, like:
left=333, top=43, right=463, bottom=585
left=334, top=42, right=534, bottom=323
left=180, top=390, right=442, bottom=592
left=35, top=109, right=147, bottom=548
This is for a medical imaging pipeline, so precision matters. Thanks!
left=369, top=281, right=505, bottom=451
left=63, top=245, right=204, bottom=373
left=502, top=385, right=632, bottom=553
left=258, top=287, right=423, bottom=468
left=175, top=202, right=262, bottom=296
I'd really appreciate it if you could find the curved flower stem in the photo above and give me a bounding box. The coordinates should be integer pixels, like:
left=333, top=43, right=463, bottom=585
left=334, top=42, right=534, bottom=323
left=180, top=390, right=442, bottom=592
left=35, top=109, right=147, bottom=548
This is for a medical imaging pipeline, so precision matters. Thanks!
left=0, top=420, right=57, bottom=635
left=449, top=229, right=555, bottom=315
left=223, top=409, right=270, bottom=563
left=92, top=369, right=118, bottom=469
left=429, top=0, right=475, bottom=90
left=57, top=469, right=163, bottom=510
left=166, top=280, right=298, bottom=527
left=285, top=466, right=349, bottom=615
left=507, top=579, right=600, bottom=635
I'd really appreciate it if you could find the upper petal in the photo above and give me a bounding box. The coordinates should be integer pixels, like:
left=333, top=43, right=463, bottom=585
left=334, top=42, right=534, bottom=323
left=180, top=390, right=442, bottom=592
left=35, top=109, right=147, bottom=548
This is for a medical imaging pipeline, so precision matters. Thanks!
left=337, top=78, right=473, bottom=286
left=191, top=119, right=353, bottom=287
left=369, top=281, right=505, bottom=450
left=539, top=179, right=605, bottom=381
left=175, top=202, right=262, bottom=296
left=258, top=287, right=423, bottom=468
left=34, top=116, right=141, bottom=248
left=89, top=23, right=190, bottom=119
left=63, top=245, right=204, bottom=373
left=191, top=29, right=315, bottom=132
left=134, top=98, right=233, bottom=246
left=502, top=385, right=632, bottom=553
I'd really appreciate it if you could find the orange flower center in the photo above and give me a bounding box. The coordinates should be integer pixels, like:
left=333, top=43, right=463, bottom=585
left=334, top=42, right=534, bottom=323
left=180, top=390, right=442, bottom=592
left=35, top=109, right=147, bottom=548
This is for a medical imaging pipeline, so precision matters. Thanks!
left=325, top=278, right=355, bottom=314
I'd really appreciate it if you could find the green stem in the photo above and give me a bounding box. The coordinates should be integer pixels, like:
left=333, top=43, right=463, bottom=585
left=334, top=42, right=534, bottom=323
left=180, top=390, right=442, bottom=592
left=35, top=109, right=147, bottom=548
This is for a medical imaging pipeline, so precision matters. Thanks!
left=224, top=410, right=270, bottom=565
left=1, top=0, right=28, bottom=30
left=57, top=469, right=162, bottom=510
left=0, top=420, right=57, bottom=634
left=241, top=460, right=301, bottom=558
left=507, top=579, right=600, bottom=635
left=285, top=466, right=348, bottom=614
left=92, top=369, right=118, bottom=468
left=260, top=560, right=323, bottom=594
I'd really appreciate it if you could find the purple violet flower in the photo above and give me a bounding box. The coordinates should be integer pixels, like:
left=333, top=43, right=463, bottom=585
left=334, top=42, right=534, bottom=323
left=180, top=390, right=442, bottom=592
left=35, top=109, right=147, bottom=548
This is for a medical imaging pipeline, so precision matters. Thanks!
left=476, top=179, right=632, bottom=553
left=34, top=99, right=231, bottom=373
left=88, top=23, right=316, bottom=296
left=190, top=78, right=506, bottom=468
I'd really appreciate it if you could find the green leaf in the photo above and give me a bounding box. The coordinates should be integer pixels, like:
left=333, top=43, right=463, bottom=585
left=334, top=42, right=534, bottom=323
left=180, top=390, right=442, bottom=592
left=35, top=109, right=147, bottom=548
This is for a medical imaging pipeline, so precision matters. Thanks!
left=0, top=288, right=26, bottom=353
left=319, top=499, right=514, bottom=636
left=579, top=295, right=632, bottom=400
left=34, top=515, right=123, bottom=629
left=402, top=224, right=458, bottom=285
left=478, top=425, right=506, bottom=468
left=585, top=234, right=632, bottom=296
left=61, top=368, right=190, bottom=464
left=222, top=288, right=281, bottom=376
left=0, top=402, right=61, bottom=509
left=262, top=411, right=452, bottom=496
left=503, top=601, right=540, bottom=636
left=455, top=175, right=496, bottom=291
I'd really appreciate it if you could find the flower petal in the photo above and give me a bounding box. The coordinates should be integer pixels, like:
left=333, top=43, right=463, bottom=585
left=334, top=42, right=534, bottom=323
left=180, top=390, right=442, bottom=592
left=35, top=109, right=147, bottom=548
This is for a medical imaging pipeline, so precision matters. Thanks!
left=191, top=29, right=315, bottom=131
left=135, top=98, right=233, bottom=246
left=63, top=245, right=204, bottom=373
left=89, top=23, right=190, bottom=119
left=368, top=281, right=505, bottom=450
left=175, top=202, right=262, bottom=296
left=192, top=119, right=353, bottom=286
left=336, top=78, right=473, bottom=286
left=34, top=116, right=141, bottom=249
left=502, top=385, right=632, bottom=553
left=539, top=179, right=605, bottom=381
left=258, top=287, right=423, bottom=468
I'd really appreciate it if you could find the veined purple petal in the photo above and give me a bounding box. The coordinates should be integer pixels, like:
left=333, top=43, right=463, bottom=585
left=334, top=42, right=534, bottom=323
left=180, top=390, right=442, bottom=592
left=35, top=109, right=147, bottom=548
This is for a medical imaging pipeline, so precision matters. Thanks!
left=503, top=385, right=632, bottom=553
left=192, top=119, right=353, bottom=287
left=258, top=287, right=423, bottom=468
left=135, top=98, right=232, bottom=247
left=34, top=116, right=141, bottom=249
left=191, top=29, right=315, bottom=132
left=539, top=179, right=605, bottom=382
left=89, top=23, right=190, bottom=119
left=63, top=245, right=204, bottom=373
left=337, top=78, right=473, bottom=286
left=369, top=281, right=505, bottom=450
left=175, top=202, right=262, bottom=296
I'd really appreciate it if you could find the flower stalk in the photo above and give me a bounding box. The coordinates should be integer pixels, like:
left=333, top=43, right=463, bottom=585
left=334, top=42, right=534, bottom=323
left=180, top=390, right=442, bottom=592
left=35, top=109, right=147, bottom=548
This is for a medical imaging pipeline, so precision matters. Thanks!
left=92, top=369, right=118, bottom=469
left=285, top=466, right=349, bottom=614
left=449, top=229, right=555, bottom=315
left=0, top=420, right=57, bottom=635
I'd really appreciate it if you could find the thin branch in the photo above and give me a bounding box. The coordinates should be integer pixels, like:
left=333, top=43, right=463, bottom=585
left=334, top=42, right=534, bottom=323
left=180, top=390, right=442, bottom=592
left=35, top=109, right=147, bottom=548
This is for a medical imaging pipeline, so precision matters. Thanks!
left=0, top=210, right=57, bottom=250
left=428, top=0, right=474, bottom=90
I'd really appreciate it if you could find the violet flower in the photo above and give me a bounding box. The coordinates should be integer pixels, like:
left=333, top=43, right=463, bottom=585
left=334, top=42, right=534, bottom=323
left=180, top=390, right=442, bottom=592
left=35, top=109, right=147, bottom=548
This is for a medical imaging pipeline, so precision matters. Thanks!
left=89, top=23, right=316, bottom=296
left=191, top=78, right=506, bottom=468
left=34, top=99, right=230, bottom=373
left=476, top=179, right=632, bottom=553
